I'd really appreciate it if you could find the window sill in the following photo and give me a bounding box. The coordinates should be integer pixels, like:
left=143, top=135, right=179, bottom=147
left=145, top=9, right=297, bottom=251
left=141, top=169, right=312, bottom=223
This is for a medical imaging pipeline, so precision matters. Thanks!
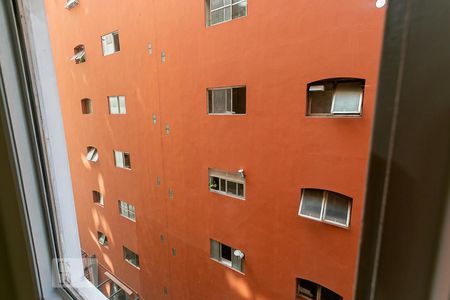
left=210, top=258, right=244, bottom=275
left=298, top=214, right=350, bottom=229
left=305, top=114, right=362, bottom=118
left=120, top=215, right=136, bottom=223
left=207, top=113, right=246, bottom=116
left=207, top=15, right=247, bottom=27
left=209, top=189, right=245, bottom=201
left=124, top=260, right=140, bottom=270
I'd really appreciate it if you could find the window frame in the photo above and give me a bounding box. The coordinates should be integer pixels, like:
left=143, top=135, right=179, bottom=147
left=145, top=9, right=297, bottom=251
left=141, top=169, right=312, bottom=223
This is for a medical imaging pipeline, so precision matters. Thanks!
left=296, top=278, right=343, bottom=300
left=122, top=246, right=140, bottom=269
left=210, top=239, right=245, bottom=273
left=93, top=190, right=104, bottom=206
left=81, top=98, right=92, bottom=114
left=207, top=86, right=246, bottom=115
left=206, top=0, right=248, bottom=27
left=108, top=95, right=126, bottom=115
left=101, top=31, right=120, bottom=56
left=208, top=169, right=246, bottom=200
left=298, top=189, right=352, bottom=228
left=118, top=200, right=136, bottom=222
left=306, top=78, right=365, bottom=117
left=97, top=231, right=108, bottom=247
left=86, top=146, right=99, bottom=162
left=113, top=150, right=131, bottom=169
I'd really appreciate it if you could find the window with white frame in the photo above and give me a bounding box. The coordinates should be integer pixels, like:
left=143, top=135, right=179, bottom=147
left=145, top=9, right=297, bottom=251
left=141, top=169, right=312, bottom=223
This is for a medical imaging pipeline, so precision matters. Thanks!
left=209, top=168, right=245, bottom=199
left=64, top=0, right=79, bottom=9
left=71, top=44, right=85, bottom=64
left=81, top=98, right=92, bottom=114
left=102, top=31, right=120, bottom=56
left=307, top=78, right=364, bottom=116
left=123, top=246, right=139, bottom=268
left=208, top=86, right=246, bottom=114
left=97, top=231, right=108, bottom=246
left=296, top=278, right=343, bottom=300
left=206, top=0, right=248, bottom=26
left=298, top=189, right=352, bottom=227
left=93, top=190, right=104, bottom=205
left=108, top=96, right=127, bottom=114
left=114, top=150, right=131, bottom=169
left=86, top=146, right=99, bottom=162
left=210, top=239, right=244, bottom=272
left=118, top=200, right=136, bottom=221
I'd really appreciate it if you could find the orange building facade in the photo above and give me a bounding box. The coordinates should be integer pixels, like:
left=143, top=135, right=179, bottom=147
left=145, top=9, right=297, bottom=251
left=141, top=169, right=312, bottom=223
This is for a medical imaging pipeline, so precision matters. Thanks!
left=44, top=1, right=385, bottom=299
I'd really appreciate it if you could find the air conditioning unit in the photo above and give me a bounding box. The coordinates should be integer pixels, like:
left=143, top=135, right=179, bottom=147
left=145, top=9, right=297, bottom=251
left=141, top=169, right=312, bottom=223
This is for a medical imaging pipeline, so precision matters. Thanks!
left=64, top=0, right=79, bottom=9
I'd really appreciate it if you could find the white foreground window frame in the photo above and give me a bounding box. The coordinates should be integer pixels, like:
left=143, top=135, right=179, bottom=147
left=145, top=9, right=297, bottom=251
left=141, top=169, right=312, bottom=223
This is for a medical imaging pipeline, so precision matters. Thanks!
left=114, top=150, right=131, bottom=169
left=207, top=0, right=248, bottom=26
left=210, top=239, right=244, bottom=273
left=123, top=247, right=140, bottom=268
left=118, top=200, right=136, bottom=221
left=86, top=146, right=99, bottom=162
left=207, top=86, right=246, bottom=115
left=208, top=168, right=245, bottom=199
left=0, top=1, right=107, bottom=299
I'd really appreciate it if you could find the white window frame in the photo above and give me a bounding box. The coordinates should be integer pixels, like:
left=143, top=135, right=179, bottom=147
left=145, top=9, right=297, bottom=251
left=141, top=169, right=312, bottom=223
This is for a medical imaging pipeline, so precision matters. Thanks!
left=307, top=79, right=364, bottom=117
left=210, top=239, right=244, bottom=273
left=70, top=45, right=85, bottom=63
left=298, top=189, right=351, bottom=228
left=296, top=278, right=343, bottom=300
left=207, top=0, right=248, bottom=26
left=118, top=200, right=136, bottom=222
left=123, top=246, right=140, bottom=269
left=208, top=86, right=246, bottom=115
left=114, top=150, right=131, bottom=169
left=101, top=31, right=119, bottom=56
left=208, top=169, right=245, bottom=200
left=108, top=96, right=126, bottom=114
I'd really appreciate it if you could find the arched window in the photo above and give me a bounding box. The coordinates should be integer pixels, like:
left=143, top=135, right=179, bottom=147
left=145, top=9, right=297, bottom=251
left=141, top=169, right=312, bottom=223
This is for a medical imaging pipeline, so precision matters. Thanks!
left=71, top=44, right=86, bottom=64
left=307, top=78, right=365, bottom=116
left=296, top=278, right=343, bottom=300
left=298, top=188, right=352, bottom=227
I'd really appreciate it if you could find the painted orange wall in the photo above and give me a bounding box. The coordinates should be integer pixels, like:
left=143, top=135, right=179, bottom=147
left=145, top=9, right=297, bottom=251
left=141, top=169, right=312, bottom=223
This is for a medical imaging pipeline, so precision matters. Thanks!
left=44, top=0, right=385, bottom=299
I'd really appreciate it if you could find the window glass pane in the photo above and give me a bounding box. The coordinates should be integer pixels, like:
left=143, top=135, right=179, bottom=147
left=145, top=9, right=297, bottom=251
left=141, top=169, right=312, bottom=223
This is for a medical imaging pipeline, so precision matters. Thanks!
left=113, top=32, right=120, bottom=52
left=227, top=181, right=237, bottom=195
left=300, top=189, right=324, bottom=219
left=118, top=96, right=126, bottom=114
left=211, top=8, right=225, bottom=25
left=220, top=244, right=232, bottom=262
left=109, top=96, right=119, bottom=114
left=232, top=1, right=247, bottom=19
left=324, top=192, right=350, bottom=226
left=220, top=178, right=226, bottom=192
left=298, top=279, right=318, bottom=298
left=232, top=87, right=246, bottom=114
left=208, top=90, right=213, bottom=113
left=332, top=82, right=362, bottom=113
left=226, top=89, right=232, bottom=112
left=115, top=151, right=124, bottom=167
left=123, top=153, right=131, bottom=169
left=237, top=183, right=244, bottom=197
left=210, top=176, right=220, bottom=190
left=321, top=286, right=343, bottom=300
left=212, top=89, right=226, bottom=113
left=309, top=85, right=333, bottom=114
left=211, top=0, right=231, bottom=10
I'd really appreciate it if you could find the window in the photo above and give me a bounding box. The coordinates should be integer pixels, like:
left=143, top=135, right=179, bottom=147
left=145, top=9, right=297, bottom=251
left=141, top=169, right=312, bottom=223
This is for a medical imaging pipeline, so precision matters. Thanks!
left=123, top=246, right=139, bottom=268
left=114, top=150, right=131, bottom=169
left=102, top=31, right=120, bottom=56
left=307, top=78, right=364, bottom=116
left=81, top=98, right=92, bottom=114
left=93, top=191, right=104, bottom=205
left=64, top=0, right=79, bottom=9
left=208, top=86, right=246, bottom=114
left=298, top=189, right=352, bottom=227
left=209, top=168, right=245, bottom=199
left=71, top=44, right=85, bottom=64
left=206, top=0, right=247, bottom=26
left=210, top=239, right=244, bottom=272
left=296, top=278, right=342, bottom=300
left=86, top=146, right=99, bottom=162
left=97, top=231, right=108, bottom=246
left=109, top=96, right=127, bottom=114
left=119, top=200, right=136, bottom=221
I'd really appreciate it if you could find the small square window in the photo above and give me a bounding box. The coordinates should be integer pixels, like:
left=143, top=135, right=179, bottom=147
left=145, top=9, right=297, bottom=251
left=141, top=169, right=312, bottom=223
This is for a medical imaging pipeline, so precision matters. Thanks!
left=102, top=32, right=120, bottom=56
left=210, top=239, right=244, bottom=272
left=71, top=44, right=85, bottom=64
left=86, top=146, right=98, bottom=162
left=97, top=232, right=108, bottom=246
left=108, top=96, right=126, bottom=114
left=93, top=191, right=104, bottom=205
left=206, top=0, right=247, bottom=26
left=123, top=246, right=139, bottom=268
left=81, top=98, right=92, bottom=114
left=114, top=150, right=131, bottom=169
